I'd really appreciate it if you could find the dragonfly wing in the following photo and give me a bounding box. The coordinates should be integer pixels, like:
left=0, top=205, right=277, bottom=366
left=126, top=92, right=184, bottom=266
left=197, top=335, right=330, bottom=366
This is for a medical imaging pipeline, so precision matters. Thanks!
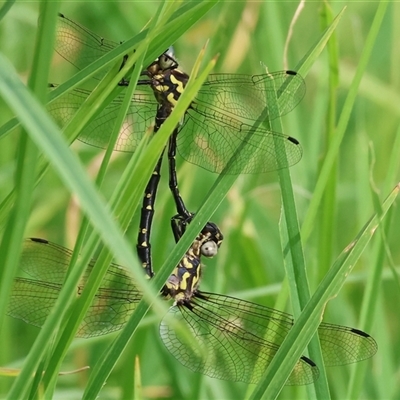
left=178, top=104, right=302, bottom=174
left=56, top=13, right=119, bottom=74
left=9, top=278, right=62, bottom=329
left=160, top=293, right=318, bottom=385
left=76, top=263, right=142, bottom=338
left=48, top=87, right=157, bottom=153
left=198, top=293, right=377, bottom=366
left=199, top=71, right=305, bottom=122
left=9, top=238, right=142, bottom=338
left=19, top=238, right=72, bottom=282
left=317, top=322, right=377, bottom=366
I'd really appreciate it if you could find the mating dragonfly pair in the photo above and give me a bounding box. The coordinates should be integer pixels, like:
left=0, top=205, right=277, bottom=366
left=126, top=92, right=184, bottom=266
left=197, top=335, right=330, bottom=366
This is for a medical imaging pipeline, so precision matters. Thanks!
left=8, top=14, right=377, bottom=386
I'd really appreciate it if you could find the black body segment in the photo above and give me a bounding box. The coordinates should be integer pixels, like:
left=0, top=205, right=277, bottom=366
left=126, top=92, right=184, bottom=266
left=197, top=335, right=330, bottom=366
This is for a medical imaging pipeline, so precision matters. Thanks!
left=135, top=61, right=192, bottom=274
left=168, top=129, right=191, bottom=218
left=136, top=154, right=163, bottom=278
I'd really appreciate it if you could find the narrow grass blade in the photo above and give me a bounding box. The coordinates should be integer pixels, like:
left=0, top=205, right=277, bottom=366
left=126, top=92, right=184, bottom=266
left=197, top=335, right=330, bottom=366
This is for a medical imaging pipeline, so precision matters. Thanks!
left=0, top=0, right=58, bottom=360
left=250, top=183, right=398, bottom=399
left=301, top=1, right=389, bottom=243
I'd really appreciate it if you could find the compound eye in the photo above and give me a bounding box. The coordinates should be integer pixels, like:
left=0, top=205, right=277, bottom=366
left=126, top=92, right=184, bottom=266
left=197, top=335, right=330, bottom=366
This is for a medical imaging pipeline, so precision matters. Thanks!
left=159, top=54, right=168, bottom=69
left=158, top=53, right=177, bottom=70
left=201, top=241, right=218, bottom=257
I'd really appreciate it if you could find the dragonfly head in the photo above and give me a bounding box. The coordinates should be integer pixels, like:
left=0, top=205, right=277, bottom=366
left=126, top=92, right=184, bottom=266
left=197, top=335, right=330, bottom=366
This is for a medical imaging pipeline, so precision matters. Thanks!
left=199, top=221, right=224, bottom=258
left=147, top=47, right=179, bottom=75
left=171, top=213, right=224, bottom=258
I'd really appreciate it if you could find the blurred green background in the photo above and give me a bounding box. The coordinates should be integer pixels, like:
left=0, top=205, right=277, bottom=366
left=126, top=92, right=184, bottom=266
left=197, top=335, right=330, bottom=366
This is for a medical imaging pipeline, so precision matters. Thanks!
left=0, top=1, right=399, bottom=399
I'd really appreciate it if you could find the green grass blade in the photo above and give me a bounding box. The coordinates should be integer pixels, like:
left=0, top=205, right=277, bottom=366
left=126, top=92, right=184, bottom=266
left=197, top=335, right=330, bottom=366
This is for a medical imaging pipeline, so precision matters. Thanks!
left=250, top=183, right=398, bottom=399
left=0, top=0, right=58, bottom=359
left=38, top=48, right=150, bottom=395
left=317, top=1, right=341, bottom=284
left=347, top=131, right=400, bottom=397
left=248, top=8, right=346, bottom=400
left=0, top=0, right=14, bottom=21
left=301, top=0, right=389, bottom=243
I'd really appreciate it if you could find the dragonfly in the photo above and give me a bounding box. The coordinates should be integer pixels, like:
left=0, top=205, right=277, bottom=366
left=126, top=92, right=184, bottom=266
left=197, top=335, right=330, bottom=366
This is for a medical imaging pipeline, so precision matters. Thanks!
left=49, top=14, right=305, bottom=279
left=8, top=216, right=377, bottom=386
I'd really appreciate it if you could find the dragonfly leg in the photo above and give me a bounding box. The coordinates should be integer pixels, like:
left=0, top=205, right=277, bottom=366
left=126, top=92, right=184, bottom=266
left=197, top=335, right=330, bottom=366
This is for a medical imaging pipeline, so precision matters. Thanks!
left=170, top=213, right=194, bottom=243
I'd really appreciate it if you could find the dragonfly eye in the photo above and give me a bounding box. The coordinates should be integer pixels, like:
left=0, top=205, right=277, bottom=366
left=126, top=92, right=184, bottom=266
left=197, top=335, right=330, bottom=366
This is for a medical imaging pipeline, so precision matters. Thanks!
left=200, top=240, right=218, bottom=257
left=157, top=46, right=178, bottom=70
left=158, top=54, right=178, bottom=70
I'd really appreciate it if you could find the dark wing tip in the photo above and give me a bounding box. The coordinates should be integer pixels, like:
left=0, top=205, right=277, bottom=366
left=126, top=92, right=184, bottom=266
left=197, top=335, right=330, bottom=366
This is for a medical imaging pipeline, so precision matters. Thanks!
left=294, top=356, right=320, bottom=386
left=301, top=355, right=317, bottom=368
left=286, top=70, right=298, bottom=76
left=58, top=12, right=65, bottom=18
left=287, top=136, right=300, bottom=146
left=29, top=237, right=49, bottom=244
left=350, top=328, right=370, bottom=338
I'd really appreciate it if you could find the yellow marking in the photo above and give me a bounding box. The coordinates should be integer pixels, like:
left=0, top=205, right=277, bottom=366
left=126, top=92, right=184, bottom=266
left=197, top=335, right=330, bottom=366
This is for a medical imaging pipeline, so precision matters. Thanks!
left=141, top=228, right=147, bottom=234
left=187, top=249, right=194, bottom=258
left=141, top=242, right=148, bottom=247
left=154, top=82, right=169, bottom=93
left=170, top=74, right=184, bottom=94
left=180, top=271, right=191, bottom=290
left=175, top=293, right=185, bottom=302
left=146, top=193, right=152, bottom=198
left=165, top=282, right=173, bottom=289
left=171, top=75, right=185, bottom=94
left=146, top=205, right=152, bottom=210
left=176, top=83, right=184, bottom=94
left=154, top=85, right=166, bottom=94
left=170, top=74, right=179, bottom=84
left=182, top=257, right=194, bottom=269
left=167, top=92, right=177, bottom=106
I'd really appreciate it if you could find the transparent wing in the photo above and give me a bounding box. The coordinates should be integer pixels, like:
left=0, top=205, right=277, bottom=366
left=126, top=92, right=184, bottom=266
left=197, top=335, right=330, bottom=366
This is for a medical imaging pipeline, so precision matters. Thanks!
left=48, top=86, right=158, bottom=152
left=178, top=107, right=302, bottom=174
left=198, top=71, right=305, bottom=121
left=160, top=293, right=318, bottom=385
left=8, top=238, right=142, bottom=338
left=177, top=71, right=305, bottom=174
left=56, top=13, right=120, bottom=74
left=160, top=291, right=377, bottom=385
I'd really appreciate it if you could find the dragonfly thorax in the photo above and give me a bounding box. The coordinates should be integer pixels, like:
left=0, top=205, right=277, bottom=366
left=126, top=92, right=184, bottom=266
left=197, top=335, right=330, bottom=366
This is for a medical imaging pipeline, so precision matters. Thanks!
left=151, top=69, right=189, bottom=108
left=161, top=225, right=221, bottom=302
left=162, top=253, right=202, bottom=302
